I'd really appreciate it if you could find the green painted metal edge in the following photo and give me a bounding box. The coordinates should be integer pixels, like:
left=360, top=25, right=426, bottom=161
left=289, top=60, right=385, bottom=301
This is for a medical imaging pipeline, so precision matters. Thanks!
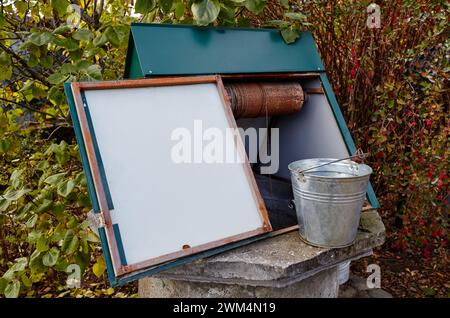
left=64, top=83, right=100, bottom=213
left=80, top=91, right=115, bottom=210
left=125, top=23, right=325, bottom=78
left=98, top=227, right=118, bottom=286
left=123, top=34, right=144, bottom=79
left=319, top=73, right=380, bottom=208
left=113, top=232, right=272, bottom=287
left=112, top=223, right=127, bottom=266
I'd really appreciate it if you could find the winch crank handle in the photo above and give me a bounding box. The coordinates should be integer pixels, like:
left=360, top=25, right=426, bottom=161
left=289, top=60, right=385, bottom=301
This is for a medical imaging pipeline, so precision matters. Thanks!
left=296, top=151, right=369, bottom=175
left=296, top=172, right=307, bottom=183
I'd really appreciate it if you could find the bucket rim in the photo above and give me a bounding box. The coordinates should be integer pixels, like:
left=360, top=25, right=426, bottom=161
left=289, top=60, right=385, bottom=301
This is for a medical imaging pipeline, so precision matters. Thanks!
left=288, top=158, right=373, bottom=180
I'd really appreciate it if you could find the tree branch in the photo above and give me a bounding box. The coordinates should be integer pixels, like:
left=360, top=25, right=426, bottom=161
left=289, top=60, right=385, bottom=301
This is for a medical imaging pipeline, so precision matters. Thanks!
left=0, top=42, right=51, bottom=87
left=69, top=0, right=100, bottom=28
left=0, top=97, right=62, bottom=119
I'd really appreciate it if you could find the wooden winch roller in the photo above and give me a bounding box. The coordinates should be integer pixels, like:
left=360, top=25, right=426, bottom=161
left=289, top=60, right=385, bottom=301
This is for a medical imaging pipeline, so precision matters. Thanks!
left=224, top=82, right=305, bottom=119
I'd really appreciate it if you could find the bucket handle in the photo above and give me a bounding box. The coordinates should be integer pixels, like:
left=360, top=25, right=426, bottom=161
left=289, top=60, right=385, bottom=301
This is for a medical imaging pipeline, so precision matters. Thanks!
left=294, top=149, right=369, bottom=179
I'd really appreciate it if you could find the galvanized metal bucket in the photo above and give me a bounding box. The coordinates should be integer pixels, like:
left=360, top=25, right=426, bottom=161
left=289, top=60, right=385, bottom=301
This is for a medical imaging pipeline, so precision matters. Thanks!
left=337, top=261, right=351, bottom=285
left=288, top=158, right=372, bottom=248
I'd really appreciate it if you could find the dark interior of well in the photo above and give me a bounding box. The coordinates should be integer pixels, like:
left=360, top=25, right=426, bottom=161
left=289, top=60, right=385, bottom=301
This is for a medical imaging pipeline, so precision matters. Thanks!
left=227, top=75, right=350, bottom=231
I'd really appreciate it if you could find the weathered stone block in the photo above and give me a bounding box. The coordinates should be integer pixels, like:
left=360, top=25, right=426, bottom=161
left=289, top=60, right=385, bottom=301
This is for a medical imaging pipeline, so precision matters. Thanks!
left=138, top=210, right=385, bottom=298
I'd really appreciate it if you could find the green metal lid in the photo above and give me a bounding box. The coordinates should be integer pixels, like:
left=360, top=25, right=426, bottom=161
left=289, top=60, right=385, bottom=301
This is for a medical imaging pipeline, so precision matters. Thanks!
left=124, top=23, right=325, bottom=78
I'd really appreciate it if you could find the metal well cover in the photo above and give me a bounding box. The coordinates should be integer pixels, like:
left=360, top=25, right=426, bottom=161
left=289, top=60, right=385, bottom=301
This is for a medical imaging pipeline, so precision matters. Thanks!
left=124, top=23, right=325, bottom=78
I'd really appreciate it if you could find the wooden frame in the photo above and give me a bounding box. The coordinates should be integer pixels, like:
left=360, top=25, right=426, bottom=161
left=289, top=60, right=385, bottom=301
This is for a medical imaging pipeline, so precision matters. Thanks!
left=69, top=75, right=272, bottom=277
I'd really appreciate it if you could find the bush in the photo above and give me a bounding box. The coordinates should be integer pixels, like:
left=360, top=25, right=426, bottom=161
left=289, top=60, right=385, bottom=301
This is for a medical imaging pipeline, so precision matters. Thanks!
left=303, top=1, right=449, bottom=256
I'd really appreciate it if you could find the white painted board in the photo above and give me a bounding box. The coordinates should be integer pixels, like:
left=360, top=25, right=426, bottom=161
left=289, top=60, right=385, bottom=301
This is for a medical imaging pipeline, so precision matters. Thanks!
left=83, top=83, right=266, bottom=265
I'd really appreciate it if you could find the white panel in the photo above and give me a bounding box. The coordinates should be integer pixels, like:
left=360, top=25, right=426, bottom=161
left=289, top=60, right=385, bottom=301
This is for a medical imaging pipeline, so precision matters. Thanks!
left=275, top=92, right=349, bottom=179
left=84, top=84, right=264, bottom=265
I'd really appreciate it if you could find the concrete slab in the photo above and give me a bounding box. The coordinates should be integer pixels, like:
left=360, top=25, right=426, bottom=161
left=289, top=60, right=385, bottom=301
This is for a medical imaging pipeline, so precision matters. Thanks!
left=138, top=210, right=385, bottom=297
left=140, top=267, right=339, bottom=298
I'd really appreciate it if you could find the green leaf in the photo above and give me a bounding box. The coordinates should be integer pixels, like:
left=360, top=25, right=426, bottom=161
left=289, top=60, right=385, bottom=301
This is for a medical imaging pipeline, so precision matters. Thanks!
left=279, top=0, right=289, bottom=8
left=3, top=257, right=28, bottom=280
left=60, top=63, right=76, bottom=74
left=51, top=0, right=69, bottom=16
left=0, top=65, right=12, bottom=81
left=44, top=172, right=66, bottom=185
left=28, top=32, right=54, bottom=46
left=20, top=274, right=32, bottom=288
left=47, top=72, right=67, bottom=85
left=422, top=287, right=436, bottom=297
left=284, top=12, right=307, bottom=21
left=92, top=257, right=106, bottom=278
left=14, top=1, right=28, bottom=15
left=57, top=179, right=75, bottom=197
left=2, top=188, right=31, bottom=201
left=53, top=25, right=71, bottom=35
left=281, top=26, right=300, bottom=44
left=73, top=29, right=91, bottom=42
left=85, top=231, right=100, bottom=243
left=13, top=258, right=28, bottom=272
left=159, top=0, right=173, bottom=13
left=15, top=203, right=33, bottom=221
left=74, top=172, right=87, bottom=186
left=0, top=139, right=12, bottom=153
left=32, top=85, right=47, bottom=99
left=4, top=280, right=20, bottom=298
left=54, top=259, right=69, bottom=272
left=36, top=236, right=49, bottom=253
left=75, top=251, right=90, bottom=272
left=26, top=214, right=38, bottom=228
left=174, top=2, right=185, bottom=19
left=51, top=225, right=65, bottom=243
left=0, top=198, right=10, bottom=212
left=87, top=65, right=102, bottom=80
left=0, top=13, right=6, bottom=29
left=74, top=60, right=90, bottom=71
left=55, top=151, right=69, bottom=165
left=104, top=26, right=121, bottom=47
left=10, top=169, right=23, bottom=189
left=80, top=237, right=89, bottom=253
left=192, top=0, right=220, bottom=26
left=0, top=52, right=11, bottom=66
left=62, top=230, right=79, bottom=254
left=93, top=32, right=108, bottom=47
left=27, top=55, right=39, bottom=68
left=29, top=250, right=44, bottom=272
left=0, top=278, right=7, bottom=293
left=135, top=0, right=157, bottom=14
left=40, top=55, right=53, bottom=69
left=60, top=38, right=79, bottom=51
left=27, top=230, right=42, bottom=244
left=42, top=248, right=60, bottom=267
left=67, top=216, right=78, bottom=229
left=47, top=86, right=65, bottom=105
left=244, top=0, right=266, bottom=15
left=219, top=3, right=234, bottom=24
